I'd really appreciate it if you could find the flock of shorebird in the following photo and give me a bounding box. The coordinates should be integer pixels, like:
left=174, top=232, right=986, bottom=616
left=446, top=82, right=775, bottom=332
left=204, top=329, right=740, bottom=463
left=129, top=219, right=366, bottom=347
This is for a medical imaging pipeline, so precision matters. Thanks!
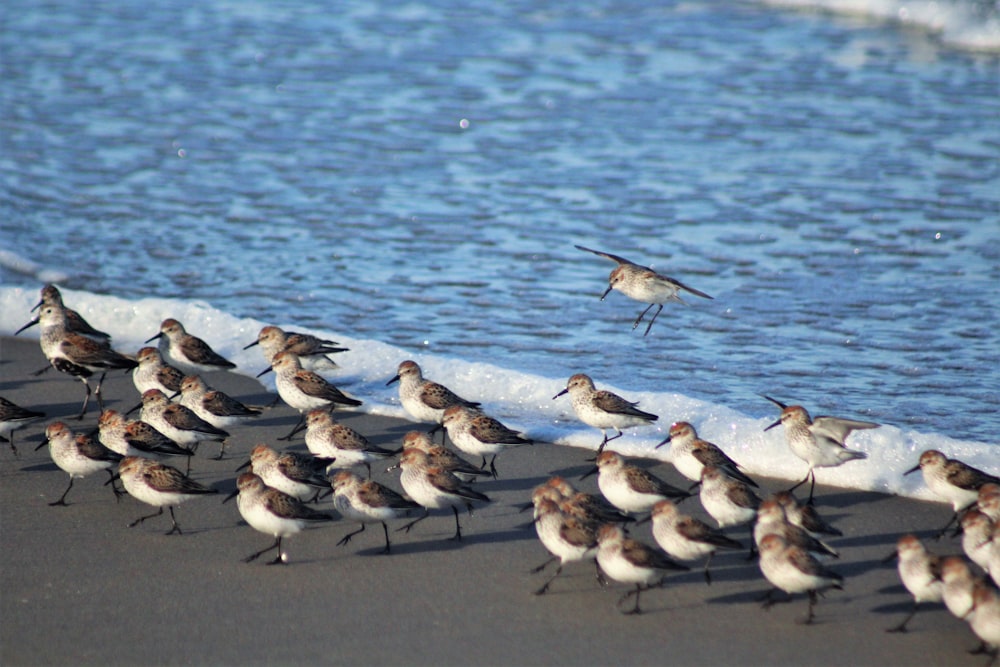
left=2, top=248, right=999, bottom=662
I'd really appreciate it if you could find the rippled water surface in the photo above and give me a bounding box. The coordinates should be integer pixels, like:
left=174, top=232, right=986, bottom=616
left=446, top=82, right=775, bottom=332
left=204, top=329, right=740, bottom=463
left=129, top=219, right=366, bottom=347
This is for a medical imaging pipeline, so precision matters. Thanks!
left=3, top=0, right=998, bottom=442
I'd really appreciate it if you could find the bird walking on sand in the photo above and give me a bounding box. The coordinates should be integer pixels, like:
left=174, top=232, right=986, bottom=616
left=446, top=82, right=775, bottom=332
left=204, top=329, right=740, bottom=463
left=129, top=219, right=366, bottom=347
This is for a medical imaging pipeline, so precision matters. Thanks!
left=440, top=404, right=532, bottom=478
left=330, top=470, right=421, bottom=554
left=97, top=409, right=194, bottom=460
left=762, top=396, right=877, bottom=504
left=145, top=318, right=236, bottom=374
left=116, top=456, right=218, bottom=534
left=554, top=373, right=658, bottom=453
left=655, top=421, right=756, bottom=488
left=16, top=305, right=138, bottom=420
left=238, top=444, right=330, bottom=503
left=772, top=491, right=842, bottom=539
left=967, top=581, right=1000, bottom=665
left=530, top=497, right=602, bottom=596
left=245, top=325, right=347, bottom=374
left=699, top=465, right=762, bottom=556
left=581, top=451, right=689, bottom=515
left=258, top=351, right=362, bottom=439
left=32, top=284, right=111, bottom=343
left=132, top=347, right=186, bottom=398
left=575, top=245, right=712, bottom=336
left=224, top=472, right=335, bottom=564
left=400, top=430, right=492, bottom=479
left=0, top=396, right=45, bottom=456
left=175, top=374, right=261, bottom=458
left=884, top=534, right=943, bottom=633
left=753, top=498, right=839, bottom=560
left=38, top=421, right=123, bottom=506
left=757, top=533, right=844, bottom=625
left=595, top=523, right=689, bottom=615
left=386, top=360, right=480, bottom=434
left=649, top=499, right=743, bottom=585
left=391, top=448, right=490, bottom=541
left=905, top=449, right=1000, bottom=537
left=138, top=389, right=229, bottom=462
left=296, top=408, right=398, bottom=478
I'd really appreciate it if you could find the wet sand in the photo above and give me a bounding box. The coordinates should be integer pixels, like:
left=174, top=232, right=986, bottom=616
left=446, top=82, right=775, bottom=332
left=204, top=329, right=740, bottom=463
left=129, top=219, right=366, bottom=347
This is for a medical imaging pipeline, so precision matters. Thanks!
left=0, top=335, right=984, bottom=666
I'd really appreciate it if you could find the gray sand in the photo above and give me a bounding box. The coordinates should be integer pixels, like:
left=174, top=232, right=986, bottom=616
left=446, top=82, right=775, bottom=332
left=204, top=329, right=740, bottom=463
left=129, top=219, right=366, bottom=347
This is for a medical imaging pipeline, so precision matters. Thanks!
left=0, top=336, right=985, bottom=665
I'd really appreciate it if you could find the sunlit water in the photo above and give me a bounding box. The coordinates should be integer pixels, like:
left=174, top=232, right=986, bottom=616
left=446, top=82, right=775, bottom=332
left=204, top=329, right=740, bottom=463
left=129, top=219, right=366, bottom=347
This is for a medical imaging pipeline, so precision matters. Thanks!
left=2, top=0, right=998, bottom=498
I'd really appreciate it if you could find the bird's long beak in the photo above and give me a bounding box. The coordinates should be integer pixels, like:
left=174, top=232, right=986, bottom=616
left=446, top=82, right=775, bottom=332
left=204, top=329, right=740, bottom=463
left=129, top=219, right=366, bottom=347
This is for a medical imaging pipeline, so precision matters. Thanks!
left=144, top=332, right=163, bottom=344
left=243, top=340, right=260, bottom=350
left=903, top=464, right=921, bottom=476
left=880, top=550, right=898, bottom=564
left=386, top=374, right=400, bottom=387
left=235, top=460, right=251, bottom=472
left=285, top=421, right=307, bottom=439
left=579, top=466, right=598, bottom=481
left=15, top=318, right=39, bottom=335
left=516, top=501, right=534, bottom=514
left=761, top=395, right=788, bottom=409
left=34, top=437, right=49, bottom=452
left=31, top=299, right=43, bottom=313
left=222, top=488, right=239, bottom=504
left=552, top=388, right=569, bottom=400
left=764, top=419, right=782, bottom=431
left=600, top=285, right=613, bottom=301
left=103, top=472, right=121, bottom=485
left=654, top=435, right=671, bottom=450
left=256, top=366, right=273, bottom=378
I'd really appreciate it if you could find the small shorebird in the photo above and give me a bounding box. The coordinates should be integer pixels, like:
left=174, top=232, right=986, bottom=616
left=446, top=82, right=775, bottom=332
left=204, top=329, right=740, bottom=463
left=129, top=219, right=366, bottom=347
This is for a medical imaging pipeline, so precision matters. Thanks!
left=238, top=444, right=330, bottom=503
left=753, top=498, right=839, bottom=560
left=175, top=375, right=261, bottom=457
left=132, top=347, right=185, bottom=398
left=575, top=245, right=712, bottom=336
left=258, top=351, right=362, bottom=439
left=554, top=373, right=658, bottom=453
left=655, top=421, right=756, bottom=488
left=386, top=360, right=480, bottom=431
left=116, top=456, right=218, bottom=534
left=772, top=491, right=842, bottom=538
left=762, top=396, right=876, bottom=504
left=296, top=408, right=398, bottom=478
left=538, top=476, right=633, bottom=525
left=17, top=305, right=137, bottom=419
left=958, top=509, right=995, bottom=573
left=530, top=497, right=601, bottom=596
left=905, top=449, right=1000, bottom=536
left=145, top=318, right=236, bottom=374
left=940, top=556, right=978, bottom=621
left=757, top=533, right=844, bottom=625
left=595, top=523, right=689, bottom=614
left=96, top=409, right=194, bottom=460
left=581, top=451, right=689, bottom=514
left=440, top=404, right=532, bottom=478
left=884, top=534, right=943, bottom=633
left=245, top=325, right=347, bottom=374
left=330, top=470, right=421, bottom=554
left=699, top=465, right=761, bottom=556
left=38, top=421, right=122, bottom=506
left=968, top=581, right=1000, bottom=665
left=0, top=396, right=45, bottom=456
left=138, top=389, right=229, bottom=461
left=649, top=499, right=743, bottom=585
left=32, top=284, right=111, bottom=342
left=391, top=448, right=490, bottom=541
left=224, top=472, right=334, bottom=564
left=399, top=431, right=492, bottom=479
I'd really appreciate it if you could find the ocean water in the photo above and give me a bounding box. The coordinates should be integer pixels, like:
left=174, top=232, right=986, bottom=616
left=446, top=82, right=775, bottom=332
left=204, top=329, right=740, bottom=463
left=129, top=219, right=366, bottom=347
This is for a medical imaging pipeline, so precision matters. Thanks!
left=2, top=0, right=998, bottom=499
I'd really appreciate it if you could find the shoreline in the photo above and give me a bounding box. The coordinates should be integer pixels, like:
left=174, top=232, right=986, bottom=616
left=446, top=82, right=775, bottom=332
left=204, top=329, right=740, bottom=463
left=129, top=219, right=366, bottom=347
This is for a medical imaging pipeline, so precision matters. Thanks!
left=0, top=335, right=985, bottom=665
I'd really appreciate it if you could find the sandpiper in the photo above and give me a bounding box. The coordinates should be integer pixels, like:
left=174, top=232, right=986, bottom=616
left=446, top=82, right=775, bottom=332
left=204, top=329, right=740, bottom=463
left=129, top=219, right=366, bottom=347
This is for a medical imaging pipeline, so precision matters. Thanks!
left=554, top=373, right=658, bottom=453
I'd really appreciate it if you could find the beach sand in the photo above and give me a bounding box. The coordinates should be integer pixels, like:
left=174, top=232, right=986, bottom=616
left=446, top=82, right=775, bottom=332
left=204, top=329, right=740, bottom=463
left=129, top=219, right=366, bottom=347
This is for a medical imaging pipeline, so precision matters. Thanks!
left=0, top=335, right=984, bottom=665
